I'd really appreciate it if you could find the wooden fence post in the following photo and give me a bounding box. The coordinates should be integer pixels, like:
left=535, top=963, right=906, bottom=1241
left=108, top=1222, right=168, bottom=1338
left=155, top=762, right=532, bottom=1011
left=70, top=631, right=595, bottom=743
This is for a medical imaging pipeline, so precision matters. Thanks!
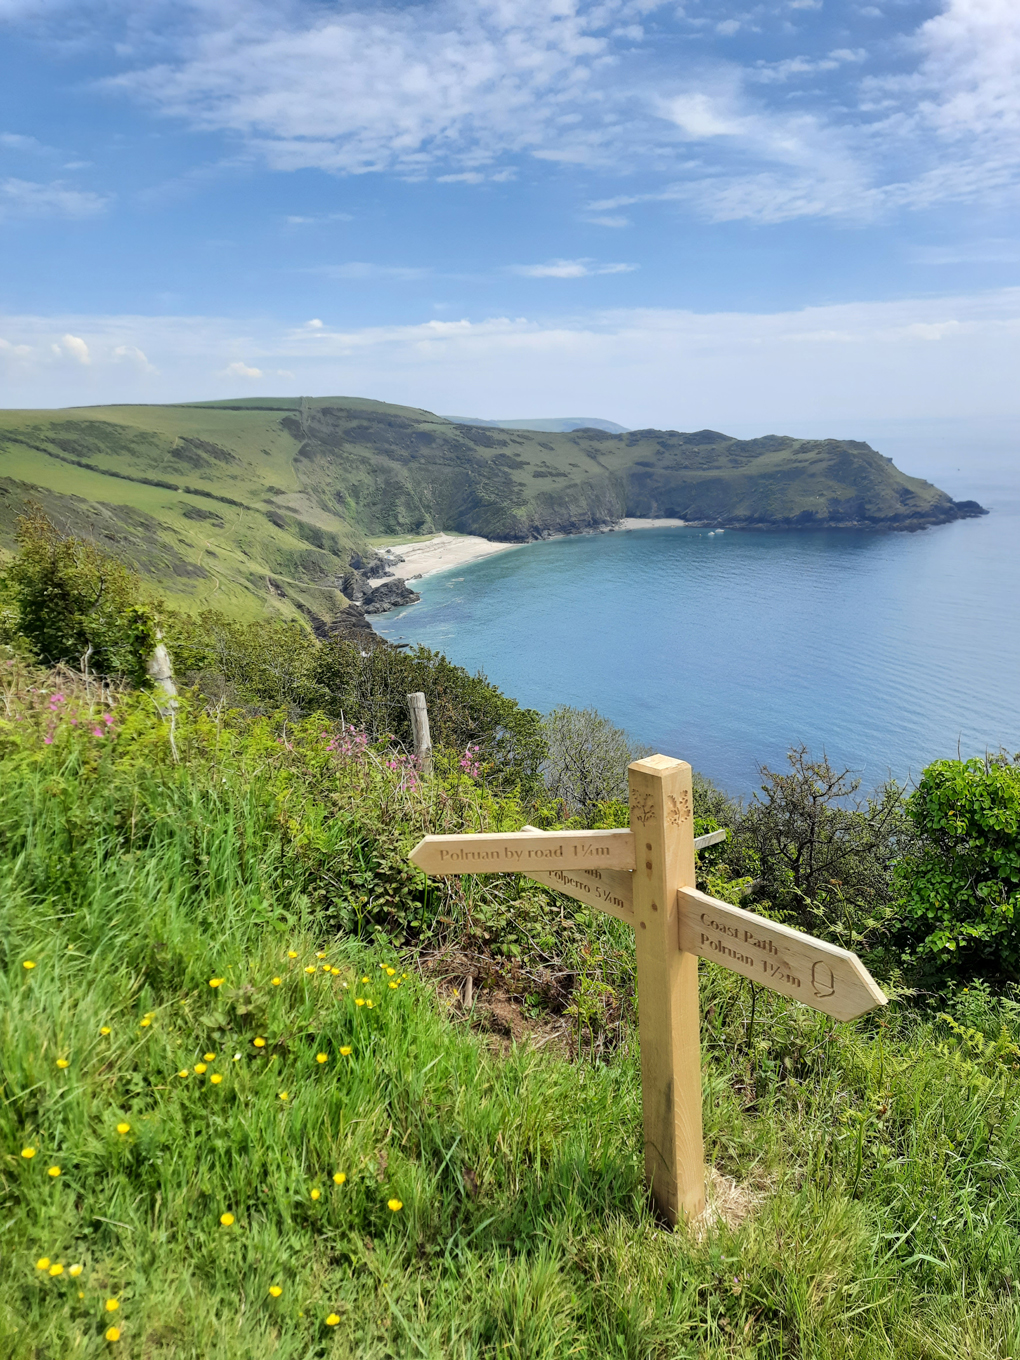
left=628, top=754, right=705, bottom=1225
left=406, top=692, right=433, bottom=774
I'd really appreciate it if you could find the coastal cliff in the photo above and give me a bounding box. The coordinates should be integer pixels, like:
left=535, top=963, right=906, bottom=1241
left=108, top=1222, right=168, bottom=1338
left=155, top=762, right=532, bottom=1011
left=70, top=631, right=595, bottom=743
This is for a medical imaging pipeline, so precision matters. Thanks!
left=0, top=396, right=985, bottom=625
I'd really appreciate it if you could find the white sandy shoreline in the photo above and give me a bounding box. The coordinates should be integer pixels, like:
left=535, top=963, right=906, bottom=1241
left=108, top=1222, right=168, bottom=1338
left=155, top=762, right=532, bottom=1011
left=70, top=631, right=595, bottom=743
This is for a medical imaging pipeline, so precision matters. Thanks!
left=381, top=519, right=687, bottom=582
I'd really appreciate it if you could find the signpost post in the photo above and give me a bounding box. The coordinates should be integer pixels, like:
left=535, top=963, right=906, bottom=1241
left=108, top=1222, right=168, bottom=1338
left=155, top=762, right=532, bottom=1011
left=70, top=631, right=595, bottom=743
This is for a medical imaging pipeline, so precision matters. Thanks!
left=409, top=754, right=886, bottom=1226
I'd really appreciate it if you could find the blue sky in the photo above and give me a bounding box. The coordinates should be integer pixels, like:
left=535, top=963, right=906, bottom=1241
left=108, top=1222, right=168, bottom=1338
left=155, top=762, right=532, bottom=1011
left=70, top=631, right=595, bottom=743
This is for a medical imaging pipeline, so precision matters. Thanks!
left=1, top=0, right=1018, bottom=443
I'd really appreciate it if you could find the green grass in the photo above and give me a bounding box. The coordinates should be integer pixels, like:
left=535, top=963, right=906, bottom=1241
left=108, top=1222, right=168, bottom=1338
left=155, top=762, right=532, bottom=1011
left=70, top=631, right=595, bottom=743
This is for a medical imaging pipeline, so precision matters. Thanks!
left=3, top=672, right=1020, bottom=1358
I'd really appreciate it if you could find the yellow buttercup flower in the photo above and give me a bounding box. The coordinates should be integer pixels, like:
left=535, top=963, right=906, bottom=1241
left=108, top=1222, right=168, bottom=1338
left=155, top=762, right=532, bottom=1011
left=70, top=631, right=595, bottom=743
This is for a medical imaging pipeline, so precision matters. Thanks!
left=361, top=976, right=369, bottom=984
left=304, top=966, right=316, bottom=975
left=365, top=1000, right=374, bottom=1009
left=388, top=1199, right=403, bottom=1211
left=22, top=960, right=36, bottom=970
left=100, top=1027, right=111, bottom=1036
left=310, top=1188, right=321, bottom=1201
left=204, top=1053, right=216, bottom=1062
left=321, top=964, right=330, bottom=972
left=254, top=1037, right=266, bottom=1048
left=330, top=967, right=341, bottom=976
left=105, top=1326, right=121, bottom=1342
left=210, top=1073, right=223, bottom=1085
left=105, top=1298, right=120, bottom=1312
left=325, top=1314, right=340, bottom=1327
left=220, top=1212, right=235, bottom=1226
left=316, top=951, right=326, bottom=959
left=389, top=982, right=398, bottom=989
left=278, top=1091, right=289, bottom=1101
left=194, top=1062, right=207, bottom=1074
left=355, top=999, right=365, bottom=1007
left=271, top=977, right=282, bottom=986
left=339, top=1046, right=352, bottom=1056
left=287, top=950, right=298, bottom=959
left=386, top=967, right=396, bottom=976
left=49, top=1263, right=64, bottom=1276
left=268, top=1285, right=282, bottom=1298
left=47, top=1166, right=61, bottom=1177
left=316, top=1053, right=327, bottom=1064
left=21, top=1147, right=36, bottom=1159
left=116, top=1123, right=130, bottom=1135
left=178, top=1069, right=189, bottom=1078
left=209, top=978, right=224, bottom=988
left=56, top=1058, right=70, bottom=1068
left=139, top=1017, right=152, bottom=1028
left=333, top=1172, right=346, bottom=1185
left=36, top=1257, right=50, bottom=1270
left=69, top=1264, right=83, bottom=1277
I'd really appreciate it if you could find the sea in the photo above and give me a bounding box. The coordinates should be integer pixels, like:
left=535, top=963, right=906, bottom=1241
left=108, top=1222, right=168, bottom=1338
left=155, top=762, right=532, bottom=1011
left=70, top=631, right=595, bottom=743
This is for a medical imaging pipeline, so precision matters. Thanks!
left=375, top=439, right=1019, bottom=797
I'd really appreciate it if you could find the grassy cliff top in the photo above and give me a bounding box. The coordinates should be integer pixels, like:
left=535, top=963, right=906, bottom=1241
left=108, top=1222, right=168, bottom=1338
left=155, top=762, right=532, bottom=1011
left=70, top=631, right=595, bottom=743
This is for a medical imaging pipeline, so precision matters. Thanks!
left=0, top=396, right=982, bottom=624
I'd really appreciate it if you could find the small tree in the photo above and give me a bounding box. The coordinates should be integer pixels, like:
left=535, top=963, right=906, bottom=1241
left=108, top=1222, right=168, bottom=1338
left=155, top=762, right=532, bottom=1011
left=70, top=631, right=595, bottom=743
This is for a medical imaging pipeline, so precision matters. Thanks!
left=1, top=511, right=158, bottom=686
left=737, top=745, right=914, bottom=947
left=541, top=705, right=650, bottom=817
left=893, top=755, right=1020, bottom=988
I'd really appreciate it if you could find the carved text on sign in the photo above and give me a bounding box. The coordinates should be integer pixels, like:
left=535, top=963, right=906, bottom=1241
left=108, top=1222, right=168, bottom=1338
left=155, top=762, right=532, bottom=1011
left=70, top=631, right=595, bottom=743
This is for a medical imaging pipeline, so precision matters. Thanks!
left=523, top=865, right=634, bottom=922
left=677, top=886, right=887, bottom=1022
left=409, top=830, right=636, bottom=876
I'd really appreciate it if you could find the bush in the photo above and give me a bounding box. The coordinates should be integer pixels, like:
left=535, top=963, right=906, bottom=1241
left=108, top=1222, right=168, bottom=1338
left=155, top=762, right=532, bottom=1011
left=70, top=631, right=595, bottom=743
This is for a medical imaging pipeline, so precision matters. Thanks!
left=541, top=705, right=650, bottom=817
left=0, top=511, right=158, bottom=685
left=893, top=755, right=1020, bottom=988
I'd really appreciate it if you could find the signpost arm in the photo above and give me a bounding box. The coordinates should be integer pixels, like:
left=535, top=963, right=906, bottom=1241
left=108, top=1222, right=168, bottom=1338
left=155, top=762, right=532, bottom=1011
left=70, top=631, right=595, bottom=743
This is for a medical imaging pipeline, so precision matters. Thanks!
left=629, top=755, right=705, bottom=1225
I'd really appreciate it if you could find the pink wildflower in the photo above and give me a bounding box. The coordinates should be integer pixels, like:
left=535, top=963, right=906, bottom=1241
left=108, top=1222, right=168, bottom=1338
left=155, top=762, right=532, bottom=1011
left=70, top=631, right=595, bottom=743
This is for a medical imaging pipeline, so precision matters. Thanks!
left=103, top=713, right=114, bottom=725
left=92, top=727, right=104, bottom=738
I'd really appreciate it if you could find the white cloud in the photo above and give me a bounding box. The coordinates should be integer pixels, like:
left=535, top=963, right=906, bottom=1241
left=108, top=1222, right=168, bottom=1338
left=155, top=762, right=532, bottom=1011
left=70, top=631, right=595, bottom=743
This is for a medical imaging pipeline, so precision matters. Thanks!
left=106, top=0, right=622, bottom=177
left=0, top=132, right=44, bottom=150
left=913, top=0, right=1020, bottom=143
left=316, top=262, right=431, bottom=281
left=61, top=333, right=90, bottom=364
left=1, top=290, right=1018, bottom=427
left=0, top=177, right=108, bottom=219
left=511, top=258, right=637, bottom=277
left=113, top=343, right=157, bottom=371
left=285, top=211, right=353, bottom=224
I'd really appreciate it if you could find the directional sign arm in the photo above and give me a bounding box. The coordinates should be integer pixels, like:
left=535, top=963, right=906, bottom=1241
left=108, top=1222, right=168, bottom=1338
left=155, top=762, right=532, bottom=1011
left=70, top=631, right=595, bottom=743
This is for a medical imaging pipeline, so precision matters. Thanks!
left=409, top=829, right=636, bottom=876
left=677, top=886, right=887, bottom=1021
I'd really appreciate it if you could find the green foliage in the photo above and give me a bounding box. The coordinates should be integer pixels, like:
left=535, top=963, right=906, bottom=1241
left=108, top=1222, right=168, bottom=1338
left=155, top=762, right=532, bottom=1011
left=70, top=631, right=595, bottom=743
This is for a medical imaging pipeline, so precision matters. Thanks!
left=4, top=668, right=1020, bottom=1356
left=893, top=756, right=1020, bottom=988
left=734, top=746, right=915, bottom=959
left=541, top=704, right=650, bottom=817
left=164, top=607, right=547, bottom=794
left=0, top=512, right=158, bottom=685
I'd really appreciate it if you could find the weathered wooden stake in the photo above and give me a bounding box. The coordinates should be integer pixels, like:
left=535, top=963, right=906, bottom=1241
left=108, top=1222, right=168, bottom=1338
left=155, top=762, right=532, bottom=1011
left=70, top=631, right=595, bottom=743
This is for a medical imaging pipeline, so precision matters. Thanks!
left=406, top=691, right=433, bottom=774
left=629, top=755, right=705, bottom=1224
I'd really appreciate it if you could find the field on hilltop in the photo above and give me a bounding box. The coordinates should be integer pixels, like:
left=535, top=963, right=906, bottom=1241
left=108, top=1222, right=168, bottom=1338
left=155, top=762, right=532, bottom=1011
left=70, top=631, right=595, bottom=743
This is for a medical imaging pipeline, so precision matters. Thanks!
left=0, top=395, right=983, bottom=625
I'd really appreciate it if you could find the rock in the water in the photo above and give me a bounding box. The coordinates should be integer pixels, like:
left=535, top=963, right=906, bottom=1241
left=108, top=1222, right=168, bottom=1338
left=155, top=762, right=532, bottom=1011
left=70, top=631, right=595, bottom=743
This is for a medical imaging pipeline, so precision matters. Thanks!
left=362, top=578, right=421, bottom=613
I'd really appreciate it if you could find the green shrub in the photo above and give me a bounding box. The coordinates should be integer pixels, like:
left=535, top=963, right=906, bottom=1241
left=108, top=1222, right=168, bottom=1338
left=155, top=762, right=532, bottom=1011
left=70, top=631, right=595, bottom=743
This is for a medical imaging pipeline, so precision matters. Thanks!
left=894, top=755, right=1020, bottom=988
left=0, top=511, right=158, bottom=685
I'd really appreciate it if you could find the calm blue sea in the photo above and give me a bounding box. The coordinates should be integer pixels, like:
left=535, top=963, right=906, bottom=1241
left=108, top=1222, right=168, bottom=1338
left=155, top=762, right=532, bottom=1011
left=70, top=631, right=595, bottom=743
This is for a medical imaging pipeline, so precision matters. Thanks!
left=376, top=472, right=1020, bottom=796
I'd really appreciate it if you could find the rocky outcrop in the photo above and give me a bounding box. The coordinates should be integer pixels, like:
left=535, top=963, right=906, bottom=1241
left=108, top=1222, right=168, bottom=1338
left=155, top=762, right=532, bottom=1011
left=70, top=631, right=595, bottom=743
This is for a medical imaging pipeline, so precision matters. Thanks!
left=362, top=577, right=421, bottom=613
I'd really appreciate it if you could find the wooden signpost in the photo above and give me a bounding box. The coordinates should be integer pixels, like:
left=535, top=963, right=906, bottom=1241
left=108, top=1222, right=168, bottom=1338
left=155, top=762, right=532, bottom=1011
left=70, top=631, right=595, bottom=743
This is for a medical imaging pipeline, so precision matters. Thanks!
left=409, top=754, right=887, bottom=1225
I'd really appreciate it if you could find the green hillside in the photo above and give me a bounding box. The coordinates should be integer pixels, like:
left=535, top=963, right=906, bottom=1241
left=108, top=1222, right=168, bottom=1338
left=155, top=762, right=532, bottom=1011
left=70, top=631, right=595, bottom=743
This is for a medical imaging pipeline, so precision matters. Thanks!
left=0, top=396, right=984, bottom=625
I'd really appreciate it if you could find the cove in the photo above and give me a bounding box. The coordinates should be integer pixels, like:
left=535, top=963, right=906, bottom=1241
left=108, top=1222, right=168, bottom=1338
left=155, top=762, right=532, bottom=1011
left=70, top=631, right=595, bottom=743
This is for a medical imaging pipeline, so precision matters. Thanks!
left=375, top=487, right=1020, bottom=794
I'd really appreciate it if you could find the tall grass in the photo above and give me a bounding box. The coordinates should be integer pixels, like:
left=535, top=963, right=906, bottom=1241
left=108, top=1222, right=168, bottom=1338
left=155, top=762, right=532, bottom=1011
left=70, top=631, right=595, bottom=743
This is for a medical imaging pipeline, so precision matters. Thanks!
left=3, top=669, right=1020, bottom=1357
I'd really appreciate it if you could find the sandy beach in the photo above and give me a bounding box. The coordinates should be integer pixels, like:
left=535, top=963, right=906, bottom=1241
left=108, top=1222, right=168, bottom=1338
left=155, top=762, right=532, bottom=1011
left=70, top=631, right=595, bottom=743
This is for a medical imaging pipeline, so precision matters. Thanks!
left=380, top=519, right=687, bottom=581
left=380, top=533, right=522, bottom=581
left=616, top=517, right=686, bottom=530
